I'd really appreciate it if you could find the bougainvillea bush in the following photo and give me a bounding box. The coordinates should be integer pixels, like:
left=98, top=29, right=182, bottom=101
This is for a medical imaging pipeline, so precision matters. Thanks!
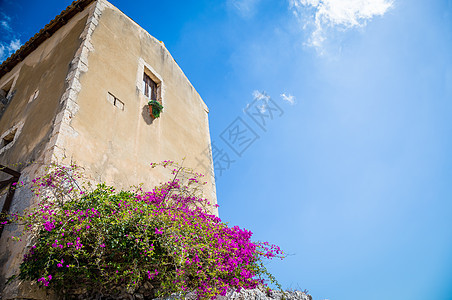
left=2, top=161, right=284, bottom=299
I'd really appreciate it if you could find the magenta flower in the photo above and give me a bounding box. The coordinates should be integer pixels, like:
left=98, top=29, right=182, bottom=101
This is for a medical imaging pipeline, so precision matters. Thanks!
left=10, top=161, right=284, bottom=299
left=43, top=221, right=55, bottom=232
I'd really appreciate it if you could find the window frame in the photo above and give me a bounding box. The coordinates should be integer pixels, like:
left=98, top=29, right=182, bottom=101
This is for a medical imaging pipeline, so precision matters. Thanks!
left=143, top=72, right=158, bottom=101
left=136, top=58, right=164, bottom=106
left=0, top=121, right=24, bottom=155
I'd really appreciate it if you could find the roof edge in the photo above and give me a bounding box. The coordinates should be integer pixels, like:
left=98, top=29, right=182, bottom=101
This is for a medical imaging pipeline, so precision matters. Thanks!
left=0, top=0, right=96, bottom=79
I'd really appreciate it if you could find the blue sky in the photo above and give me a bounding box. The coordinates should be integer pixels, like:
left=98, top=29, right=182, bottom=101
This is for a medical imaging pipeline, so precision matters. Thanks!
left=1, top=0, right=452, bottom=299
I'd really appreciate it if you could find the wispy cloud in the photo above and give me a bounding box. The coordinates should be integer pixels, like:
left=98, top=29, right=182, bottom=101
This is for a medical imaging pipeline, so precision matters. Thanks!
left=9, top=39, right=21, bottom=51
left=1, top=20, right=11, bottom=31
left=290, top=0, right=394, bottom=53
left=228, top=0, right=260, bottom=18
left=253, top=90, right=270, bottom=113
left=244, top=90, right=270, bottom=113
left=0, top=13, right=22, bottom=63
left=280, top=93, right=295, bottom=105
left=0, top=45, right=5, bottom=61
left=0, top=39, right=22, bottom=62
left=252, top=90, right=270, bottom=102
left=1, top=13, right=12, bottom=31
left=257, top=104, right=267, bottom=113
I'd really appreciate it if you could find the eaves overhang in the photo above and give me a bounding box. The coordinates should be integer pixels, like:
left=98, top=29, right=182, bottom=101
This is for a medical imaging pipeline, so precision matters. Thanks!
left=0, top=0, right=95, bottom=79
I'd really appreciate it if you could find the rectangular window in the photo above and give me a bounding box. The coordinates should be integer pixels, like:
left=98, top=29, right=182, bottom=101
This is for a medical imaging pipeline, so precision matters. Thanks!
left=0, top=121, right=24, bottom=155
left=1, top=129, right=16, bottom=149
left=143, top=73, right=158, bottom=101
left=0, top=77, right=15, bottom=120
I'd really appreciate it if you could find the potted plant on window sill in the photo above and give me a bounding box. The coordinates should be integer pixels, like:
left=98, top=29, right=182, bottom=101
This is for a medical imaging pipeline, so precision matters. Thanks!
left=148, top=100, right=163, bottom=119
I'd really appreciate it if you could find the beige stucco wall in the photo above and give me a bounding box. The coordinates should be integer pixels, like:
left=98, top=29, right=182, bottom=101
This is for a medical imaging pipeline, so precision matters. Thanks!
left=0, top=6, right=93, bottom=297
left=0, top=13, right=89, bottom=170
left=60, top=3, right=217, bottom=207
left=0, top=1, right=216, bottom=297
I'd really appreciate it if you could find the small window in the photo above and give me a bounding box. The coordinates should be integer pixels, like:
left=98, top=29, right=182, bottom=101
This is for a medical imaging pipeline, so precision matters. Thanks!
left=143, top=73, right=158, bottom=100
left=136, top=60, right=164, bottom=106
left=0, top=78, right=15, bottom=120
left=0, top=89, right=8, bottom=104
left=0, top=121, right=23, bottom=155
left=107, top=92, right=124, bottom=110
left=0, top=79, right=13, bottom=101
left=1, top=130, right=16, bottom=148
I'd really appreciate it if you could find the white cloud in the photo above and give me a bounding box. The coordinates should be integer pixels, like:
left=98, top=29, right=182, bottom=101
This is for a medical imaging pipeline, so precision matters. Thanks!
left=228, top=0, right=260, bottom=18
left=257, top=104, right=267, bottom=113
left=252, top=90, right=270, bottom=102
left=253, top=90, right=270, bottom=113
left=0, top=13, right=21, bottom=63
left=0, top=39, right=22, bottom=62
left=1, top=20, right=11, bottom=31
left=1, top=13, right=12, bottom=31
left=9, top=39, right=21, bottom=52
left=290, top=0, right=393, bottom=52
left=0, top=45, right=5, bottom=61
left=280, top=93, right=296, bottom=105
left=243, top=90, right=270, bottom=114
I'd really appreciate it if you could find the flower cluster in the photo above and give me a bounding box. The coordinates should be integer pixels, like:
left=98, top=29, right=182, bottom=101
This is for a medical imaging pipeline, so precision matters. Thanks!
left=6, top=162, right=284, bottom=299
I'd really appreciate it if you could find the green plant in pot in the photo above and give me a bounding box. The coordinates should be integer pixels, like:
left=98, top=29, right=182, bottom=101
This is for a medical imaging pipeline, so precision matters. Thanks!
left=148, top=100, right=163, bottom=119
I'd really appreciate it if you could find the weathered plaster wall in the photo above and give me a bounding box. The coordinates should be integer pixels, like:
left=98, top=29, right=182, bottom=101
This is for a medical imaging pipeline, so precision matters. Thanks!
left=0, top=0, right=217, bottom=297
left=61, top=1, right=217, bottom=208
left=0, top=7, right=93, bottom=298
left=0, top=13, right=89, bottom=169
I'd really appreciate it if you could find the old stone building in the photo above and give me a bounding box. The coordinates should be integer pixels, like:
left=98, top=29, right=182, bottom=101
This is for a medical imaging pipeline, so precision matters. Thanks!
left=0, top=0, right=216, bottom=297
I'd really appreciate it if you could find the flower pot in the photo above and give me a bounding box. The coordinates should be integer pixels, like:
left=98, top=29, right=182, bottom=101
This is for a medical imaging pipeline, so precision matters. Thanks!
left=148, top=100, right=163, bottom=119
left=148, top=105, right=155, bottom=119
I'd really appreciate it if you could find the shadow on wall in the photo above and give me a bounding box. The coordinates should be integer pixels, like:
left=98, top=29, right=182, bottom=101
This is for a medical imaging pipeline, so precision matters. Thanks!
left=141, top=105, right=155, bottom=125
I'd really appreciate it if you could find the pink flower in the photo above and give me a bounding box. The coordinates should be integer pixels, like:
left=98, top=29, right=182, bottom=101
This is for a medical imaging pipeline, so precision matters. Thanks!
left=44, top=221, right=55, bottom=232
